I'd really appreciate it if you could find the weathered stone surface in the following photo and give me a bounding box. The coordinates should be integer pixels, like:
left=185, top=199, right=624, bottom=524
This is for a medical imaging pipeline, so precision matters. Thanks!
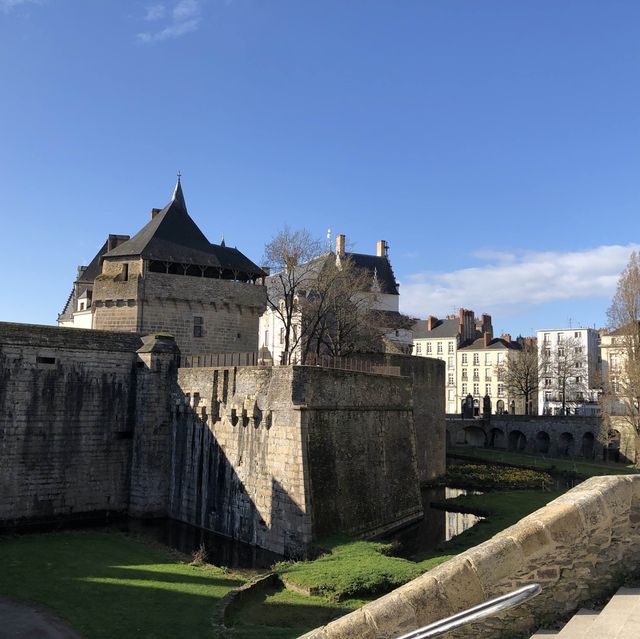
left=305, top=476, right=640, bottom=639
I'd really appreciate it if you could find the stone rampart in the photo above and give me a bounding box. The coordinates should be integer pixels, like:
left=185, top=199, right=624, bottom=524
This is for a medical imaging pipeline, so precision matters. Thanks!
left=0, top=323, right=142, bottom=525
left=302, top=475, right=640, bottom=639
left=170, top=365, right=423, bottom=556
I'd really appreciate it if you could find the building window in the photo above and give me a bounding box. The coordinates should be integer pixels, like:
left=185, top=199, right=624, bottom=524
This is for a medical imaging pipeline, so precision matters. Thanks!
left=575, top=347, right=583, bottom=354
left=485, top=353, right=491, bottom=365
left=497, top=384, right=504, bottom=397
left=473, top=368, right=479, bottom=381
left=575, top=361, right=582, bottom=368
left=448, top=373, right=454, bottom=386
left=437, top=342, right=443, bottom=355
left=575, top=376, right=582, bottom=384
left=448, top=389, right=455, bottom=401
left=264, top=330, right=269, bottom=346
left=473, top=353, right=479, bottom=365
left=557, top=332, right=564, bottom=343
left=448, top=342, right=454, bottom=354
left=496, top=353, right=503, bottom=364
left=461, top=353, right=468, bottom=364
left=485, top=369, right=491, bottom=381
left=485, top=384, right=491, bottom=396
left=473, top=383, right=480, bottom=396
left=193, top=316, right=203, bottom=338
left=416, top=343, right=422, bottom=355
left=279, top=327, right=285, bottom=345
left=462, top=383, right=468, bottom=395
left=461, top=369, right=468, bottom=380
left=544, top=378, right=552, bottom=387
left=544, top=391, right=552, bottom=401
left=426, top=343, right=432, bottom=354
left=574, top=331, right=581, bottom=338
left=448, top=357, right=454, bottom=369
left=558, top=347, right=565, bottom=357
left=543, top=333, right=550, bottom=344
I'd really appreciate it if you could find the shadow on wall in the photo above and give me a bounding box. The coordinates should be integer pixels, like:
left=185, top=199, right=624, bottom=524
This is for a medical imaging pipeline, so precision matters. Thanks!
left=169, top=387, right=309, bottom=559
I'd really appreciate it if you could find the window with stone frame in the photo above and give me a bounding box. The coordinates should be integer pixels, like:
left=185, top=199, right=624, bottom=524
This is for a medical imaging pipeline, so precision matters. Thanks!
left=193, top=316, right=203, bottom=338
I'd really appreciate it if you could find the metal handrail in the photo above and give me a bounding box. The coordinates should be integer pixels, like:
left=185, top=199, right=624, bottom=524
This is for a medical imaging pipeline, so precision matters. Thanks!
left=395, top=583, right=542, bottom=639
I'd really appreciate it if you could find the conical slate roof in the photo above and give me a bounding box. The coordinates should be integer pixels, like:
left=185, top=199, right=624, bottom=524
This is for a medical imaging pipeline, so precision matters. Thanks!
left=104, top=179, right=264, bottom=276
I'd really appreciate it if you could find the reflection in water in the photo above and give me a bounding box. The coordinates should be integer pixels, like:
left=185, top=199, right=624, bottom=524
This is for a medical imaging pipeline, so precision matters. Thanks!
left=112, top=518, right=284, bottom=571
left=384, top=487, right=484, bottom=559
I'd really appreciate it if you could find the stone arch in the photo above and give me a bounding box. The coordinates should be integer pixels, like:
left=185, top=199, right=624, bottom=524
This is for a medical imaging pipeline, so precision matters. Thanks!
left=508, top=430, right=527, bottom=452
left=496, top=399, right=505, bottom=415
left=581, top=432, right=595, bottom=459
left=558, top=432, right=575, bottom=457
left=489, top=428, right=505, bottom=448
left=605, top=429, right=621, bottom=462
left=463, top=426, right=487, bottom=447
left=535, top=431, right=550, bottom=454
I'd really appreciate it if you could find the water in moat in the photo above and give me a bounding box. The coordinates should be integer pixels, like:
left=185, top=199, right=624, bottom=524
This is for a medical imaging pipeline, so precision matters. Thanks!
left=111, top=517, right=284, bottom=570
left=383, top=487, right=484, bottom=559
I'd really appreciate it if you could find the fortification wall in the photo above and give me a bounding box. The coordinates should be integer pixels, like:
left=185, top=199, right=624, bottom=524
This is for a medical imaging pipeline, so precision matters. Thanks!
left=303, top=475, right=640, bottom=639
left=0, top=323, right=142, bottom=525
left=140, top=273, right=266, bottom=355
left=448, top=415, right=637, bottom=463
left=352, top=353, right=446, bottom=482
left=170, top=365, right=423, bottom=556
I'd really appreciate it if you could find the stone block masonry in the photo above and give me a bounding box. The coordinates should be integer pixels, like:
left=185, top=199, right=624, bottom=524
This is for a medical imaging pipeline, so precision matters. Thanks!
left=0, top=323, right=142, bottom=524
left=171, top=365, right=423, bottom=556
left=302, top=475, right=640, bottom=639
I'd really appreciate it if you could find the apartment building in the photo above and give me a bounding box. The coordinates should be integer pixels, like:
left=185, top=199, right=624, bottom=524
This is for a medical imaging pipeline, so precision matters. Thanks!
left=537, top=327, right=600, bottom=416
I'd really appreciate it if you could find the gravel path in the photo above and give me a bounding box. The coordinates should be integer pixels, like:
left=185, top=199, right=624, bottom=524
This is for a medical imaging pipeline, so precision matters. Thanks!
left=0, top=597, right=83, bottom=639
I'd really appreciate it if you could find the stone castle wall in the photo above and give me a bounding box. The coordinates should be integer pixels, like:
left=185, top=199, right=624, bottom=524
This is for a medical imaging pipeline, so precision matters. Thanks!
left=0, top=322, right=441, bottom=557
left=303, top=475, right=640, bottom=639
left=93, top=269, right=266, bottom=355
left=171, top=366, right=423, bottom=556
left=0, top=323, right=142, bottom=525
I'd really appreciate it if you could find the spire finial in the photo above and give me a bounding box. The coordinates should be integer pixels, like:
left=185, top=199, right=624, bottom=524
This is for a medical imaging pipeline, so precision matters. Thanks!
left=177, top=170, right=182, bottom=182
left=220, top=234, right=226, bottom=247
left=171, top=172, right=186, bottom=209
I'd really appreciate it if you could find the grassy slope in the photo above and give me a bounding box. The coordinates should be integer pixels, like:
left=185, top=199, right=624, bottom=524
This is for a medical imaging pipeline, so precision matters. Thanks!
left=0, top=531, right=244, bottom=639
left=448, top=446, right=639, bottom=478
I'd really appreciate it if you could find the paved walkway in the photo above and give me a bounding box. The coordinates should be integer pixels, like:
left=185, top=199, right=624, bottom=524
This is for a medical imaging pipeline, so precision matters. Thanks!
left=0, top=597, right=82, bottom=639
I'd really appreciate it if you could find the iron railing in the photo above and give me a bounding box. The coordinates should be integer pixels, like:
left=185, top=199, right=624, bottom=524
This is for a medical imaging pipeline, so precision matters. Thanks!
left=394, top=583, right=542, bottom=639
left=180, top=352, right=261, bottom=368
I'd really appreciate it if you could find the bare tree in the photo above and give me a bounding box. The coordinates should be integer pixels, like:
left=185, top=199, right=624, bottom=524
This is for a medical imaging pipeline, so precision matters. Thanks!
left=495, top=340, right=538, bottom=415
left=263, top=227, right=323, bottom=364
left=539, top=335, right=589, bottom=415
left=603, top=251, right=640, bottom=460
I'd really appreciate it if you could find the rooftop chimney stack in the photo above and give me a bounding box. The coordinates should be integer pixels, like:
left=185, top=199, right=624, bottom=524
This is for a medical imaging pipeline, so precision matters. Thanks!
left=376, top=240, right=388, bottom=257
left=484, top=332, right=492, bottom=347
left=336, top=234, right=346, bottom=257
left=427, top=315, right=437, bottom=331
left=501, top=333, right=511, bottom=343
left=107, top=234, right=130, bottom=252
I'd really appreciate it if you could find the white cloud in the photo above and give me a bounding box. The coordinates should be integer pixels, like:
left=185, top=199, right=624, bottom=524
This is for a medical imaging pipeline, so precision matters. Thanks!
left=144, top=4, right=166, bottom=21
left=0, top=0, right=40, bottom=12
left=400, top=244, right=640, bottom=319
left=137, top=0, right=202, bottom=43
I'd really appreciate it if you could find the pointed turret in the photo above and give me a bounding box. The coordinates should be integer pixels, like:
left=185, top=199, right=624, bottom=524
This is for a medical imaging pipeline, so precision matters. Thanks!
left=172, top=173, right=187, bottom=211
left=220, top=235, right=226, bottom=247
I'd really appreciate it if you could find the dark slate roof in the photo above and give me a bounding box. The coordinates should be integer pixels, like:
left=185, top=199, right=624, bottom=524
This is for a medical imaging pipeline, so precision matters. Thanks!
left=104, top=180, right=264, bottom=276
left=412, top=318, right=459, bottom=339
left=458, top=337, right=522, bottom=351
left=345, top=252, right=399, bottom=295
left=79, top=239, right=109, bottom=284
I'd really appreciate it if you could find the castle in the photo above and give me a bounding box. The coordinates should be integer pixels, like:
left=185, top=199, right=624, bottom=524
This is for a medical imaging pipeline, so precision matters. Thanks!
left=1, top=181, right=445, bottom=557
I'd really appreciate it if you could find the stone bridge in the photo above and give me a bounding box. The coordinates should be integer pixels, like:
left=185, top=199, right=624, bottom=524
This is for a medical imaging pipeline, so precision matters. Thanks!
left=446, top=415, right=636, bottom=464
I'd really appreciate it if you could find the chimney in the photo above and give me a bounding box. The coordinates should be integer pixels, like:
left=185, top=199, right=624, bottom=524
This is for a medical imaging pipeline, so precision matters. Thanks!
left=427, top=315, right=437, bottom=331
left=481, top=314, right=492, bottom=328
left=501, top=333, right=511, bottom=343
left=151, top=207, right=162, bottom=219
left=107, top=234, right=130, bottom=252
left=336, top=234, right=346, bottom=257
left=484, top=332, right=492, bottom=347
left=376, top=240, right=388, bottom=257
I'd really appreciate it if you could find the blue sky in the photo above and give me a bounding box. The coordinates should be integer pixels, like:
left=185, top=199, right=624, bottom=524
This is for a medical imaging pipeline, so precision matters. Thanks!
left=1, top=0, right=639, bottom=337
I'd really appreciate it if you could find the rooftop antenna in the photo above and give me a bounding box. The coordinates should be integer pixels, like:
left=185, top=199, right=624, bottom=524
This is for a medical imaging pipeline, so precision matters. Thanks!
left=327, top=228, right=331, bottom=252
left=568, top=317, right=573, bottom=328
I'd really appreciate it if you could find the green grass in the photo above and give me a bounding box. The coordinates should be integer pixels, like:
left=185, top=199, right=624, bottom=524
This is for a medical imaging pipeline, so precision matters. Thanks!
left=226, top=583, right=367, bottom=639
left=0, top=531, right=244, bottom=639
left=278, top=536, right=424, bottom=601
left=431, top=463, right=554, bottom=490
left=448, top=446, right=639, bottom=478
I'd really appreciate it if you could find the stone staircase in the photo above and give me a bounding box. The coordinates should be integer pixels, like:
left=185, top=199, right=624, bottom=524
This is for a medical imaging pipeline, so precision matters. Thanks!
left=530, top=588, right=640, bottom=639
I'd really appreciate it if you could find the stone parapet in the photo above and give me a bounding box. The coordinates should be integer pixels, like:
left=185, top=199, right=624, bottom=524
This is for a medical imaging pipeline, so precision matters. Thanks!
left=301, top=475, right=640, bottom=639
